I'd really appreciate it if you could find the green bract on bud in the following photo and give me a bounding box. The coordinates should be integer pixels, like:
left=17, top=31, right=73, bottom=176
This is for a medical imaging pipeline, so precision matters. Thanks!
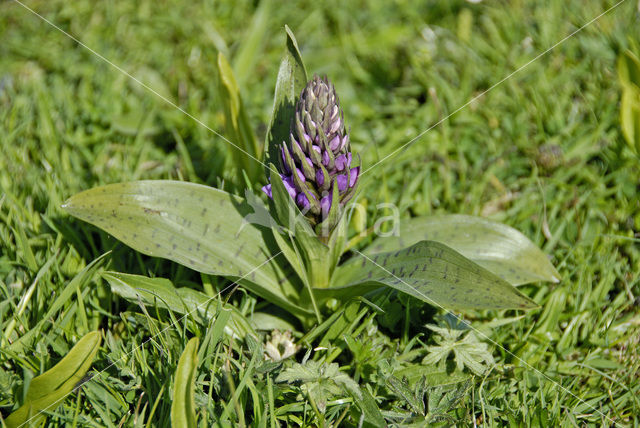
left=263, top=75, right=359, bottom=233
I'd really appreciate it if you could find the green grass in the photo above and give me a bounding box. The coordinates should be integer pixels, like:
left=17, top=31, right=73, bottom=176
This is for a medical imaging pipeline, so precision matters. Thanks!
left=1, top=0, right=639, bottom=426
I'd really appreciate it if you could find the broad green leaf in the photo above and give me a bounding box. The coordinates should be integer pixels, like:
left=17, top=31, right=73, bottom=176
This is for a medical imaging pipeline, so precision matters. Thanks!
left=366, top=214, right=560, bottom=285
left=171, top=337, right=199, bottom=428
left=264, top=25, right=308, bottom=174
left=217, top=53, right=262, bottom=184
left=6, top=331, right=102, bottom=428
left=332, top=241, right=538, bottom=310
left=62, top=181, right=310, bottom=318
left=102, top=271, right=255, bottom=338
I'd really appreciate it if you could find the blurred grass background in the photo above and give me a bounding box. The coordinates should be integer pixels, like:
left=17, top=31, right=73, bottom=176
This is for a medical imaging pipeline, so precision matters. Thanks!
left=1, top=0, right=639, bottom=425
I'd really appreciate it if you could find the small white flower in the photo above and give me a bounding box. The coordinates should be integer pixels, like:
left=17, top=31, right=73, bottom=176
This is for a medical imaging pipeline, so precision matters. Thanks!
left=264, top=330, right=299, bottom=362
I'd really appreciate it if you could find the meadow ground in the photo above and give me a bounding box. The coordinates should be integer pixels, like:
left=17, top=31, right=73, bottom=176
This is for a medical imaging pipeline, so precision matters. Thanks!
left=1, top=0, right=639, bottom=426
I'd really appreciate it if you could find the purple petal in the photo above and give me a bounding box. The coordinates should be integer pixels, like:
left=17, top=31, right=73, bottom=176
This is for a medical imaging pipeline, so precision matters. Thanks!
left=329, top=135, right=340, bottom=151
left=306, top=157, right=313, bottom=168
left=316, top=169, right=325, bottom=186
left=312, top=145, right=321, bottom=154
left=321, top=194, right=332, bottom=217
left=330, top=117, right=341, bottom=134
left=283, top=176, right=297, bottom=199
left=335, top=154, right=347, bottom=171
left=340, top=135, right=349, bottom=151
left=262, top=184, right=272, bottom=198
left=303, top=133, right=311, bottom=143
left=322, top=151, right=330, bottom=166
left=337, top=174, right=348, bottom=192
left=349, top=167, right=359, bottom=187
left=296, top=193, right=310, bottom=210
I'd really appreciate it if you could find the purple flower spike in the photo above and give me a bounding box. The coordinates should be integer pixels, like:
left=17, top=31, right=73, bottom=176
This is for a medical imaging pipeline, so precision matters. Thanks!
left=267, top=75, right=359, bottom=233
left=336, top=174, right=348, bottom=192
left=262, top=184, right=272, bottom=198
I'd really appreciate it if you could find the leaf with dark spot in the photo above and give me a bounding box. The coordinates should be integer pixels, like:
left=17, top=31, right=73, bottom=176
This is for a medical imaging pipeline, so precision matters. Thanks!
left=63, top=181, right=309, bottom=317
left=328, top=241, right=538, bottom=310
left=366, top=214, right=560, bottom=286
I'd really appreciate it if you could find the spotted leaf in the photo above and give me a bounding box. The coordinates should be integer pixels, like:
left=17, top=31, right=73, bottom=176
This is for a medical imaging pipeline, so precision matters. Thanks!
left=62, top=181, right=309, bottom=318
left=331, top=241, right=538, bottom=310
left=366, top=215, right=560, bottom=286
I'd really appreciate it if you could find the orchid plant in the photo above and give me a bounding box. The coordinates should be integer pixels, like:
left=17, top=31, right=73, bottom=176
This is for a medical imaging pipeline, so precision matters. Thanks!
left=63, top=27, right=560, bottom=329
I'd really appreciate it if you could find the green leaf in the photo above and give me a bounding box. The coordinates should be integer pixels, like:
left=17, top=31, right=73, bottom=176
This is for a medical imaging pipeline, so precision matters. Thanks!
left=618, top=50, right=640, bottom=154
left=618, top=49, right=640, bottom=90
left=355, top=388, right=387, bottom=427
left=423, top=324, right=495, bottom=376
left=171, top=337, right=199, bottom=428
left=6, top=331, right=102, bottom=428
left=62, top=181, right=310, bottom=318
left=332, top=241, right=538, bottom=310
left=102, top=271, right=255, bottom=338
left=620, top=84, right=640, bottom=155
left=217, top=53, right=262, bottom=184
left=276, top=360, right=361, bottom=414
left=269, top=168, right=332, bottom=291
left=394, top=365, right=469, bottom=387
left=264, top=25, right=308, bottom=174
left=366, top=214, right=560, bottom=285
left=384, top=375, right=424, bottom=414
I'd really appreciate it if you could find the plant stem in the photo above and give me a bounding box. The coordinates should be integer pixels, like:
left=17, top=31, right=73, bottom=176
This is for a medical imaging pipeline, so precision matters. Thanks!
left=306, top=279, right=323, bottom=324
